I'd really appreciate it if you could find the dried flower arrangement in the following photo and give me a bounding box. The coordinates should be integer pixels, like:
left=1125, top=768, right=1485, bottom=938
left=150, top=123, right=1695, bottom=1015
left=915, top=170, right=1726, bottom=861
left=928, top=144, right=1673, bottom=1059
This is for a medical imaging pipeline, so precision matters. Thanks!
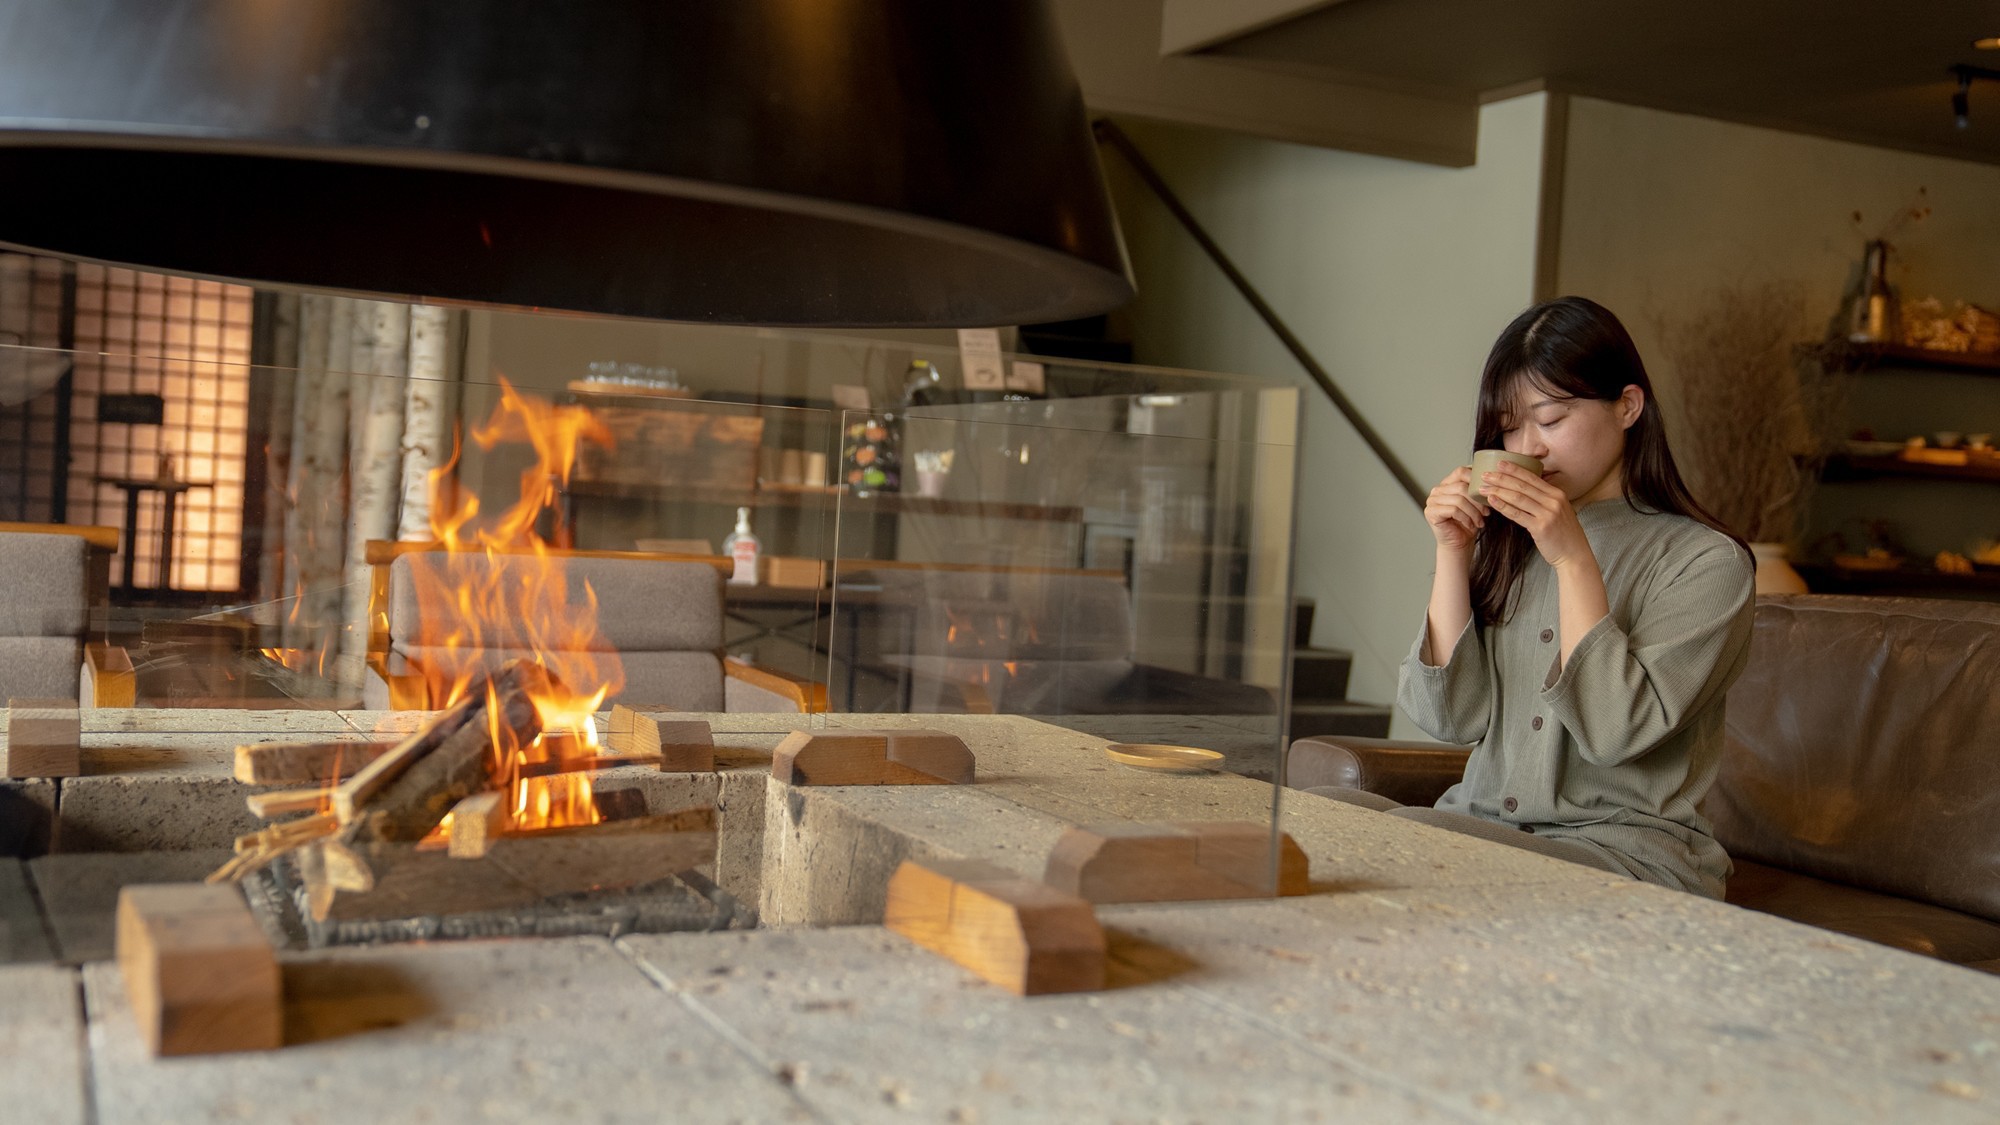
left=1654, top=281, right=1847, bottom=545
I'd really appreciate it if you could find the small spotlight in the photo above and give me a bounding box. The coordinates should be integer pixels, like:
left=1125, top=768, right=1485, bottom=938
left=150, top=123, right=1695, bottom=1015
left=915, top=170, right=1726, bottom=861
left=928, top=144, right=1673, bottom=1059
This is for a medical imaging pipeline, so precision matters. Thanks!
left=1976, top=37, right=2000, bottom=50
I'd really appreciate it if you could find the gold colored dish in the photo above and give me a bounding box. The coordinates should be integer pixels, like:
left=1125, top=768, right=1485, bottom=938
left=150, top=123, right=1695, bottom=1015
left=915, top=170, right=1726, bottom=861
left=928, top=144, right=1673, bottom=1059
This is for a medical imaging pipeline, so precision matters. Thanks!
left=1104, top=743, right=1224, bottom=774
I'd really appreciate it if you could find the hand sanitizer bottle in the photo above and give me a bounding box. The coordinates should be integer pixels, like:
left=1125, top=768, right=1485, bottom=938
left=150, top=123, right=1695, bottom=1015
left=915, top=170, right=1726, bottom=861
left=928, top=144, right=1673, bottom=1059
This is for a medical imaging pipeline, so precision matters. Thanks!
left=723, top=506, right=760, bottom=586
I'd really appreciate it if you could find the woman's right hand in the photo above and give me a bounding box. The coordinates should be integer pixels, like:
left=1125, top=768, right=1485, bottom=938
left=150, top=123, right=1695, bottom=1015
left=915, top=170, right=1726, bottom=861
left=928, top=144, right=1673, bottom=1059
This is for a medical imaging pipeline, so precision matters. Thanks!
left=1425, top=465, right=1485, bottom=554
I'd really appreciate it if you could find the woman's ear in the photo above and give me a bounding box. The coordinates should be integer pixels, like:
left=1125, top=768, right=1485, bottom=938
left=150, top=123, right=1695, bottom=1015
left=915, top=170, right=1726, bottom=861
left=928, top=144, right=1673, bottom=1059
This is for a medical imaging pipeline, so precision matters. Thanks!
left=1617, top=385, right=1645, bottom=430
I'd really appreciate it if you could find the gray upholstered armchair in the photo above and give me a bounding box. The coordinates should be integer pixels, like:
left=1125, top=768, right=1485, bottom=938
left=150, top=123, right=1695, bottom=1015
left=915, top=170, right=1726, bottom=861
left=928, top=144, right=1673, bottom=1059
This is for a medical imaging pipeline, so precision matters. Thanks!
left=363, top=544, right=823, bottom=713
left=0, top=523, right=115, bottom=702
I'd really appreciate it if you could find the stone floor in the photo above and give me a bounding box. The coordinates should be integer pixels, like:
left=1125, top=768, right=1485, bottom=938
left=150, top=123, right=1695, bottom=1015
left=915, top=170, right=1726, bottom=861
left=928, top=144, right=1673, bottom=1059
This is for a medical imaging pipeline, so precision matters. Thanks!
left=2, top=710, right=1997, bottom=1122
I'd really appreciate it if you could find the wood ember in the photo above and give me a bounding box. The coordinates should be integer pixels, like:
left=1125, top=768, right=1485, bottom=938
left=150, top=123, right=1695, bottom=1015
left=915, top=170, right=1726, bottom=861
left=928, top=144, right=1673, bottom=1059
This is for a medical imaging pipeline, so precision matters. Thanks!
left=303, top=807, right=718, bottom=922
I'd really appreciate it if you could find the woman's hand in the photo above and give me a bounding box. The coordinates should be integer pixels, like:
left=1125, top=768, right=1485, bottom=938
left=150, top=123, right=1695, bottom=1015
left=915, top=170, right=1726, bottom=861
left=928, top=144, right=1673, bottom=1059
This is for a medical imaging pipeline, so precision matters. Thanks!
left=1424, top=465, right=1485, bottom=554
left=1479, top=461, right=1592, bottom=571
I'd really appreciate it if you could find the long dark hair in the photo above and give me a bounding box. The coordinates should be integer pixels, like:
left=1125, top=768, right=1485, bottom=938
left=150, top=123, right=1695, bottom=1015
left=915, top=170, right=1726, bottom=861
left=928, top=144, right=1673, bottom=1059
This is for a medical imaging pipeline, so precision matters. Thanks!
left=1469, top=296, right=1747, bottom=624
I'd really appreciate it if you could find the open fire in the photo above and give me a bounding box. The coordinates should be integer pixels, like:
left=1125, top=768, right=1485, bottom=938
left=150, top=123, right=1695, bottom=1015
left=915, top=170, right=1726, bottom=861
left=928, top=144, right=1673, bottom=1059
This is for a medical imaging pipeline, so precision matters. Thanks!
left=403, top=376, right=622, bottom=836
left=214, top=381, right=718, bottom=922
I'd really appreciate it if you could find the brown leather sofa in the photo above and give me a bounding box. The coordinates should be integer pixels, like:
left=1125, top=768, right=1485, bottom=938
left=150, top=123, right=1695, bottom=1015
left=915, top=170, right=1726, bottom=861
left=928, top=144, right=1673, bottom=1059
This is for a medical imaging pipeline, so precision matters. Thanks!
left=1287, top=594, right=2000, bottom=974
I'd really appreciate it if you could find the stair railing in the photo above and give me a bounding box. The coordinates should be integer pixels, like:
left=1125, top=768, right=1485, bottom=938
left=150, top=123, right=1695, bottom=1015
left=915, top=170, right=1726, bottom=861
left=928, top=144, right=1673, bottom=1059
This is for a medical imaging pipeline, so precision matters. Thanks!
left=1093, top=119, right=1426, bottom=510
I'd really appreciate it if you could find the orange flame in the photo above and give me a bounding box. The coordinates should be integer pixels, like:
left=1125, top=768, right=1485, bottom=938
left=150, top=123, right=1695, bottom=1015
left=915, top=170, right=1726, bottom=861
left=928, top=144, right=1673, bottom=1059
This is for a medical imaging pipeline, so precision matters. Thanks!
left=404, top=376, right=622, bottom=833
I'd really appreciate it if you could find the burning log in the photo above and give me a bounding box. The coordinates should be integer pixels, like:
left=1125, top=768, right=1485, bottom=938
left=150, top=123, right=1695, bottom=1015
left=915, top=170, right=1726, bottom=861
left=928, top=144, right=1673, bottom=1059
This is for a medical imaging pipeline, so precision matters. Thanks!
left=332, top=660, right=549, bottom=841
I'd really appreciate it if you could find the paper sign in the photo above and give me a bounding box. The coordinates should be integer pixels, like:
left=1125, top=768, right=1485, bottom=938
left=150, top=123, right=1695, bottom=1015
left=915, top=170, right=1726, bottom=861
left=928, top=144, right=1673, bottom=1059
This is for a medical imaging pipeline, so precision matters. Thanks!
left=957, top=328, right=1006, bottom=391
left=830, top=383, right=872, bottom=411
left=1006, top=360, right=1045, bottom=394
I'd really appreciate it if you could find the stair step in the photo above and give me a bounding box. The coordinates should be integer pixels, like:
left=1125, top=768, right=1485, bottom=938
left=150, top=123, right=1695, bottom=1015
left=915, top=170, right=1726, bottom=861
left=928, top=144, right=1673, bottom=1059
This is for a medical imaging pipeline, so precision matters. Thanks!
left=1288, top=702, right=1392, bottom=741
left=1290, top=646, right=1353, bottom=703
left=1293, top=598, right=1316, bottom=648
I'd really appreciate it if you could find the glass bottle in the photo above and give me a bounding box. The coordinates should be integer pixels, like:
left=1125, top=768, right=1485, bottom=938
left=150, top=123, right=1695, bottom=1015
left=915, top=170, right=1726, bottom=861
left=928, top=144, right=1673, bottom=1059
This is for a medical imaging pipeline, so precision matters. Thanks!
left=1847, top=240, right=1900, bottom=345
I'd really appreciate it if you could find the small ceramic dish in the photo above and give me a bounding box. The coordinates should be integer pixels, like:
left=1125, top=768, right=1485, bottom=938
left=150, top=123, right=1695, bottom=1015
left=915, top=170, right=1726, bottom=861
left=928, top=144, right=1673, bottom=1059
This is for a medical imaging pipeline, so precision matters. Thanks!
left=1104, top=743, right=1224, bottom=774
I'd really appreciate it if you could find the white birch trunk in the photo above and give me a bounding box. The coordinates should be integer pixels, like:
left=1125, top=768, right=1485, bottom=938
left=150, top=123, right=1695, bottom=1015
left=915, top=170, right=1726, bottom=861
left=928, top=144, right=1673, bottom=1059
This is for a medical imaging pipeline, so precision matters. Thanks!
left=397, top=306, right=455, bottom=540
left=256, top=293, right=301, bottom=603
left=341, top=302, right=410, bottom=673
left=286, top=298, right=353, bottom=660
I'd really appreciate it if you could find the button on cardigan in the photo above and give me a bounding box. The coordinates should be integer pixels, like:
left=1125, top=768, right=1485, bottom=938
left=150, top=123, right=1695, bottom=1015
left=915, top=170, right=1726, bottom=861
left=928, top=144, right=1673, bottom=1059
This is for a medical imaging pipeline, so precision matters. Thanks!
left=1398, top=497, right=1756, bottom=898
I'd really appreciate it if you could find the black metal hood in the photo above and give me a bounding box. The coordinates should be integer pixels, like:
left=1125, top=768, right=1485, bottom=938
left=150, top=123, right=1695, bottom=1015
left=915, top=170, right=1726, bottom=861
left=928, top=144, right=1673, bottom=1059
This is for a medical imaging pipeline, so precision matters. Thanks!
left=0, top=0, right=1132, bottom=327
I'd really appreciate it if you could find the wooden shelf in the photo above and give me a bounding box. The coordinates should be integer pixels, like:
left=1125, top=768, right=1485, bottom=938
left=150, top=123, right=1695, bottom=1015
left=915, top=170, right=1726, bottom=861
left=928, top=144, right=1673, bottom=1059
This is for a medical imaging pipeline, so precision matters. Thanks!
left=1838, top=343, right=2000, bottom=376
left=565, top=479, right=1081, bottom=522
left=1795, top=563, right=2000, bottom=596
left=1821, top=453, right=2000, bottom=484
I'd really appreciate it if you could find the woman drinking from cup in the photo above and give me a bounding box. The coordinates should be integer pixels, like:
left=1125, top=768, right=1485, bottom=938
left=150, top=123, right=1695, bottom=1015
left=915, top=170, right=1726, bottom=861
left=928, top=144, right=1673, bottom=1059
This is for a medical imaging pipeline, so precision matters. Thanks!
left=1320, top=296, right=1755, bottom=898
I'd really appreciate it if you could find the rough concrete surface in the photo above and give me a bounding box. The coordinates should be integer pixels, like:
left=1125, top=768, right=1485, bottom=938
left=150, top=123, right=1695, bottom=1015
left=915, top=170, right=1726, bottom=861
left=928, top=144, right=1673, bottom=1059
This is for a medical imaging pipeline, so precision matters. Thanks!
left=27, top=709, right=2000, bottom=1122
left=29, top=849, right=235, bottom=962
left=620, top=926, right=1440, bottom=1123
left=1, top=859, right=56, bottom=963
left=0, top=777, right=57, bottom=856
left=83, top=937, right=812, bottom=1125
left=0, top=963, right=87, bottom=1125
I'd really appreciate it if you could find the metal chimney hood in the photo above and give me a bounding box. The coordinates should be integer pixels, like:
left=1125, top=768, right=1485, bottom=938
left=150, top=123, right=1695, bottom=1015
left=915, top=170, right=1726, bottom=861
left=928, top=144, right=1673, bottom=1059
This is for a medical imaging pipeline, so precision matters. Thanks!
left=0, top=0, right=1132, bottom=327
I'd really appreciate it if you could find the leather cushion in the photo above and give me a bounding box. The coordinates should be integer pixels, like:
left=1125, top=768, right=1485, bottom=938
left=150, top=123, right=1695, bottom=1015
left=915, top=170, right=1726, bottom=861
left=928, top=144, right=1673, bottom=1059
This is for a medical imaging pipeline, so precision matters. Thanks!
left=1705, top=595, right=2000, bottom=925
left=1725, top=858, right=2000, bottom=965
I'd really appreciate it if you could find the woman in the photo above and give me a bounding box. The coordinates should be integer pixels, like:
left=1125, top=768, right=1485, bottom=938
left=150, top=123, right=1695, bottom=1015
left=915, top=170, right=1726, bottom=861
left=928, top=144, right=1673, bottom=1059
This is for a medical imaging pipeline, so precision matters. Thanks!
left=1331, top=296, right=1755, bottom=898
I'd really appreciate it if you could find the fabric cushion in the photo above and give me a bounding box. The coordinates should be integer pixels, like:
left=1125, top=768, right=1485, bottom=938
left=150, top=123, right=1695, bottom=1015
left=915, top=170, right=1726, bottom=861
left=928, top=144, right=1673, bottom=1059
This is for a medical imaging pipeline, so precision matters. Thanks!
left=1704, top=595, right=2000, bottom=926
left=389, top=553, right=722, bottom=650
left=0, top=635, right=80, bottom=700
left=0, top=533, right=88, bottom=635
left=387, top=644, right=723, bottom=712
left=1725, top=858, right=2000, bottom=966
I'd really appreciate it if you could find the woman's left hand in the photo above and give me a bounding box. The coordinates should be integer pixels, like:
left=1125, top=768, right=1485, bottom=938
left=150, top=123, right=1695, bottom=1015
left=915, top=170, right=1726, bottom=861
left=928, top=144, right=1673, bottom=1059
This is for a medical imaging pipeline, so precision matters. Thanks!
left=1479, top=462, right=1594, bottom=572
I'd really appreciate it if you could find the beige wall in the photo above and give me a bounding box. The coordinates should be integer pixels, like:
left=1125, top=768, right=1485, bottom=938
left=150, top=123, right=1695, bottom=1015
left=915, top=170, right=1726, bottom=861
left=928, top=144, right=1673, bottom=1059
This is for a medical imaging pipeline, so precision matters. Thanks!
left=1103, top=95, right=1549, bottom=734
left=1557, top=95, right=2000, bottom=414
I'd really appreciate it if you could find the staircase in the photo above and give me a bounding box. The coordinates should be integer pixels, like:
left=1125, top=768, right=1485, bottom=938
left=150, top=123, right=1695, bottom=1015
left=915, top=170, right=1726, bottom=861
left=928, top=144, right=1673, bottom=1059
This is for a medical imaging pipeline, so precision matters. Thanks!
left=1288, top=597, right=1393, bottom=741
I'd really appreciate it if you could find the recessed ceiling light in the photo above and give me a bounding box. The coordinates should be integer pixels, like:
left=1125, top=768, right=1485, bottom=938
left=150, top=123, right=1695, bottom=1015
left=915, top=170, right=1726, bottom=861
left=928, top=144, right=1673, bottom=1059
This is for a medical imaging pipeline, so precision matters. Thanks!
left=1977, top=37, right=2000, bottom=50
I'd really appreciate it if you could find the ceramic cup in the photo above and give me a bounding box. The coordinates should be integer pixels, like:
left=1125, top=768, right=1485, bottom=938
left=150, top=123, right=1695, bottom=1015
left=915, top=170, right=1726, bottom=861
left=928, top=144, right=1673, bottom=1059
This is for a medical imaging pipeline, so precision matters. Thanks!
left=1466, top=450, right=1544, bottom=504
left=1934, top=431, right=1963, bottom=450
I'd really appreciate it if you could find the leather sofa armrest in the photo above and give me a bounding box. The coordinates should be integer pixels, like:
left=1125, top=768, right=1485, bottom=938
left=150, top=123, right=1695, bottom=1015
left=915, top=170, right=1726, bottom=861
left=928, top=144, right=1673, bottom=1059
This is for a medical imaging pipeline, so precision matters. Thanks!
left=1286, top=735, right=1471, bottom=808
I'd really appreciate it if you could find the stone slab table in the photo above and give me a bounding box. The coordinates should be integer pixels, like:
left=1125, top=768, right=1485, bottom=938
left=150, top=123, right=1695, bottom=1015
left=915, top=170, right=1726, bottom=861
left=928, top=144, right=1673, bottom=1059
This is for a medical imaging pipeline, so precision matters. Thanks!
left=7, top=710, right=1997, bottom=1122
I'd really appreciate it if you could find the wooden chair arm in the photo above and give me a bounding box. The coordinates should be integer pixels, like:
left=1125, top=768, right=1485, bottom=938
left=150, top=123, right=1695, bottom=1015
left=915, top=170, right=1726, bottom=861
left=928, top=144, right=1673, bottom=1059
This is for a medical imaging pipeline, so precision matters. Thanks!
left=723, top=660, right=827, bottom=714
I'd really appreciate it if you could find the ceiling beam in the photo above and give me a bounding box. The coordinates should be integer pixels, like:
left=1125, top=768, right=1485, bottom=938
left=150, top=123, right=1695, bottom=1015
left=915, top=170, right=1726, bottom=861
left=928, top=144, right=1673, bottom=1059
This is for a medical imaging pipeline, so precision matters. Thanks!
left=1055, top=0, right=1477, bottom=167
left=1158, top=0, right=1355, bottom=56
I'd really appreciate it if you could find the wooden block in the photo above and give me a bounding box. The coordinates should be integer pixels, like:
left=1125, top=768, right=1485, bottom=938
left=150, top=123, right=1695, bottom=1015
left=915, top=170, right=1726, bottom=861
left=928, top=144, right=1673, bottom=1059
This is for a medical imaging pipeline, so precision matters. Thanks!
left=770, top=728, right=974, bottom=786
left=233, top=740, right=398, bottom=785
left=4, top=698, right=80, bottom=778
left=115, top=883, right=282, bottom=1057
left=610, top=709, right=713, bottom=771
left=445, top=791, right=508, bottom=859
left=884, top=858, right=1105, bottom=996
left=82, top=643, right=136, bottom=709
left=1042, top=821, right=1309, bottom=903
left=1183, top=820, right=1311, bottom=896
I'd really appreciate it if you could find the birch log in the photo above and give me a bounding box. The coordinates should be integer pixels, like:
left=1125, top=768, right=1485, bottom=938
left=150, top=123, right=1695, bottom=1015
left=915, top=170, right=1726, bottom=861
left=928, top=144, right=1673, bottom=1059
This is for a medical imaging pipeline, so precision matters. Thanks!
left=341, top=302, right=410, bottom=674
left=256, top=293, right=301, bottom=604
left=283, top=295, right=351, bottom=658
left=397, top=306, right=454, bottom=540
